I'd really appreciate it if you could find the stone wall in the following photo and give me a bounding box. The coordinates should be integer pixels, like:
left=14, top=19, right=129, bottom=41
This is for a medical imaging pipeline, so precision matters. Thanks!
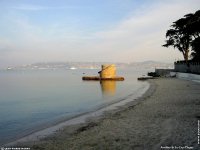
left=174, top=61, right=200, bottom=74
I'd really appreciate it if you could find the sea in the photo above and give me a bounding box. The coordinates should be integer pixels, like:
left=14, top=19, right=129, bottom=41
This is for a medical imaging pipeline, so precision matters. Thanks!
left=0, top=67, right=152, bottom=145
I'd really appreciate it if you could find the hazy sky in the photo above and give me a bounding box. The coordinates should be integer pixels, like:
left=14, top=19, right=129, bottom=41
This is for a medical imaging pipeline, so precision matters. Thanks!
left=0, top=0, right=199, bottom=68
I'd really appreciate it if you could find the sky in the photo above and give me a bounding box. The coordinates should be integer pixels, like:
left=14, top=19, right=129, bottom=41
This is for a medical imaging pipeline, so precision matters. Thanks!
left=0, top=0, right=199, bottom=68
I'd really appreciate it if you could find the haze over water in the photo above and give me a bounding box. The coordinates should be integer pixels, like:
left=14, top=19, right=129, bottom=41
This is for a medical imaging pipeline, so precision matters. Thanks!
left=0, top=67, right=150, bottom=144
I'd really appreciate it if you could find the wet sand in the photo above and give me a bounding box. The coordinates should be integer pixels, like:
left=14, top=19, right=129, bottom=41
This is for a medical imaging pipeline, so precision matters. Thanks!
left=10, top=78, right=200, bottom=149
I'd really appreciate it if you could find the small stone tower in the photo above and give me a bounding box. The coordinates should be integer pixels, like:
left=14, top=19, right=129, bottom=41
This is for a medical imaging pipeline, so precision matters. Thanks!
left=100, top=64, right=116, bottom=78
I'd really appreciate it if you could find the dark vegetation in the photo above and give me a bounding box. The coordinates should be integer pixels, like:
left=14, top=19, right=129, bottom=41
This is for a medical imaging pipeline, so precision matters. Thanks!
left=163, top=10, right=200, bottom=62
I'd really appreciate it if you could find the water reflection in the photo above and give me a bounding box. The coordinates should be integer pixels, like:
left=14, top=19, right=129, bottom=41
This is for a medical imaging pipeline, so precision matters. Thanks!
left=100, top=80, right=116, bottom=96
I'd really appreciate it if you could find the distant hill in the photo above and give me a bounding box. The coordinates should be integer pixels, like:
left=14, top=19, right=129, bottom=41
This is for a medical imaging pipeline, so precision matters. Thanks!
left=6, top=61, right=174, bottom=70
left=128, top=61, right=173, bottom=69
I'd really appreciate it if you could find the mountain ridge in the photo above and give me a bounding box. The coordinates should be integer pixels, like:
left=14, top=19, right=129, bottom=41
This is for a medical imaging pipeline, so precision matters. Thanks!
left=6, top=61, right=174, bottom=70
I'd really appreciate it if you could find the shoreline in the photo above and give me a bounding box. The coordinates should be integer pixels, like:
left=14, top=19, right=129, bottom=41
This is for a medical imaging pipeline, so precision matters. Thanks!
left=5, top=78, right=200, bottom=149
left=4, top=81, right=150, bottom=146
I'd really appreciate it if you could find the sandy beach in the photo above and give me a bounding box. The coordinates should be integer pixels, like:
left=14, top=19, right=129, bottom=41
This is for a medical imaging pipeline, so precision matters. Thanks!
left=10, top=78, right=200, bottom=149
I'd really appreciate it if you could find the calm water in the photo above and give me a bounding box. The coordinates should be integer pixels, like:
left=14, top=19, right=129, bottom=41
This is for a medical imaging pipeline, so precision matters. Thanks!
left=0, top=67, right=151, bottom=144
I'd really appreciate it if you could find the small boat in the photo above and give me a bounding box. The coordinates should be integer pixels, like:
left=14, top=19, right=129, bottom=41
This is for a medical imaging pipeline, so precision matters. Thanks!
left=70, top=67, right=77, bottom=70
left=137, top=77, right=157, bottom=80
left=7, top=67, right=12, bottom=70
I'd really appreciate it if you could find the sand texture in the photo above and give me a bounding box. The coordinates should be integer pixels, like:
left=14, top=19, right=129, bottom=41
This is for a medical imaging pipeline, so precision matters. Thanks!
left=15, top=78, right=200, bottom=149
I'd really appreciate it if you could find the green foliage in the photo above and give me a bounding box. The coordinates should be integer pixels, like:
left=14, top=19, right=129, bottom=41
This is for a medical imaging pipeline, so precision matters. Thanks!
left=163, top=10, right=200, bottom=62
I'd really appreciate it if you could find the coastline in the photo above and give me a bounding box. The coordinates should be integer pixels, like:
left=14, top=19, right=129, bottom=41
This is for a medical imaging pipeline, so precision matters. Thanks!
left=4, top=80, right=150, bottom=146
left=5, top=78, right=200, bottom=149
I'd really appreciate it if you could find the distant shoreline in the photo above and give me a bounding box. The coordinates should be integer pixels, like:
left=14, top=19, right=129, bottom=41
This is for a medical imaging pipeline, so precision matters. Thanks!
left=0, top=61, right=174, bottom=71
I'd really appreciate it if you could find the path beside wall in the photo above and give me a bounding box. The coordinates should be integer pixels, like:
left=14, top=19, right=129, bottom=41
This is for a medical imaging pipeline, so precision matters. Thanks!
left=170, top=72, right=200, bottom=83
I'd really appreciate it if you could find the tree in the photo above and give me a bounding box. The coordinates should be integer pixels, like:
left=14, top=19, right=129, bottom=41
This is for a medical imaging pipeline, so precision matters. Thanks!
left=185, top=10, right=200, bottom=39
left=191, top=37, right=200, bottom=61
left=163, top=17, right=192, bottom=61
left=163, top=10, right=200, bottom=62
left=188, top=10, right=200, bottom=61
